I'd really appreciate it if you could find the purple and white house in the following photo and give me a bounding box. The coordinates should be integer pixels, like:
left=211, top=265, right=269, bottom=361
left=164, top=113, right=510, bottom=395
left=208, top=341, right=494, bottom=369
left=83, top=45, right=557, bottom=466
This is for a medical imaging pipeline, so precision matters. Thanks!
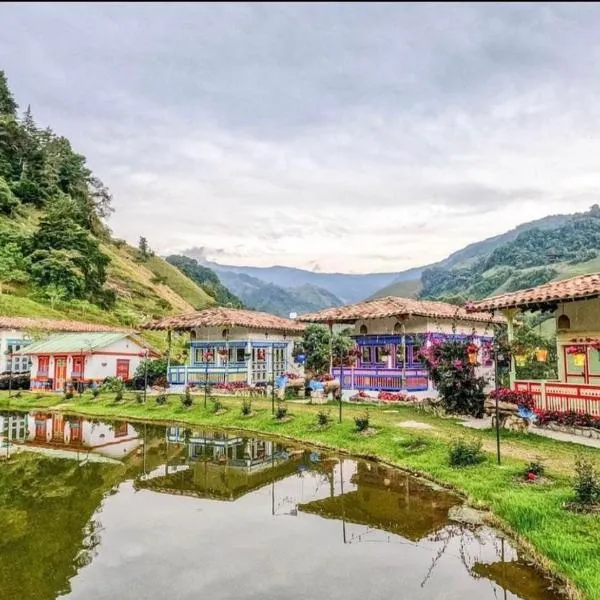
left=298, top=297, right=501, bottom=397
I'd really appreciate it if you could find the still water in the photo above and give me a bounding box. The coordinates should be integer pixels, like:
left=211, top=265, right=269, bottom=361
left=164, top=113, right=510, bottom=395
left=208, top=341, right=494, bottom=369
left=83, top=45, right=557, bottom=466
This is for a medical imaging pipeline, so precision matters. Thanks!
left=0, top=411, right=565, bottom=600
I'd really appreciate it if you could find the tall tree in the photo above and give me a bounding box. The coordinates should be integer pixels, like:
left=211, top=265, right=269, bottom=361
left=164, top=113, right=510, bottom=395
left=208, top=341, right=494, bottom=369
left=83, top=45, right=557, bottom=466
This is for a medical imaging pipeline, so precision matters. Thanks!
left=0, top=71, right=17, bottom=117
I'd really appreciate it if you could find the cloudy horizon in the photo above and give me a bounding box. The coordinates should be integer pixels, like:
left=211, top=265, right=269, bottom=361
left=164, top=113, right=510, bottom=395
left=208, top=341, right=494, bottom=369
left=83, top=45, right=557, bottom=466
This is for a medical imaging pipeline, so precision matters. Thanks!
left=2, top=3, right=600, bottom=274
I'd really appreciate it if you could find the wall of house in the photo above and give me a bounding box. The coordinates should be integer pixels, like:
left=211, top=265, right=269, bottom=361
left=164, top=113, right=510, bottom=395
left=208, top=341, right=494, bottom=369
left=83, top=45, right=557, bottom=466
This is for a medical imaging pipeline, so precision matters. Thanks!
left=28, top=336, right=147, bottom=388
left=554, top=298, right=600, bottom=383
left=0, top=329, right=31, bottom=373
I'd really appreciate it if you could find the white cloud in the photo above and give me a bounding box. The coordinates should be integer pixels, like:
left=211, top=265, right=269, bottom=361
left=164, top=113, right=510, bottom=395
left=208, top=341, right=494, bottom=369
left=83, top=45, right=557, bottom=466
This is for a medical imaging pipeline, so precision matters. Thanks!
left=2, top=3, right=600, bottom=273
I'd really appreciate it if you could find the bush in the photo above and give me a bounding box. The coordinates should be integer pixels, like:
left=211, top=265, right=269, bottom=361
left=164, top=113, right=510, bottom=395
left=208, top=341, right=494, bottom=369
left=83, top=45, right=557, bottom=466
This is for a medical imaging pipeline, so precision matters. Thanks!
left=212, top=398, right=224, bottom=413
left=0, top=374, right=31, bottom=390
left=419, top=338, right=486, bottom=417
left=241, top=398, right=252, bottom=416
left=573, top=457, right=600, bottom=506
left=155, top=393, right=167, bottom=406
left=448, top=437, right=486, bottom=467
left=316, top=409, right=330, bottom=427
left=536, top=409, right=600, bottom=430
left=101, top=377, right=125, bottom=393
left=524, top=458, right=545, bottom=478
left=354, top=411, right=370, bottom=432
left=64, top=390, right=74, bottom=400
left=180, top=387, right=193, bottom=407
left=275, top=402, right=288, bottom=420
left=132, top=358, right=168, bottom=389
left=114, top=390, right=124, bottom=403
left=135, top=392, right=144, bottom=404
left=490, top=388, right=536, bottom=411
left=91, top=388, right=101, bottom=399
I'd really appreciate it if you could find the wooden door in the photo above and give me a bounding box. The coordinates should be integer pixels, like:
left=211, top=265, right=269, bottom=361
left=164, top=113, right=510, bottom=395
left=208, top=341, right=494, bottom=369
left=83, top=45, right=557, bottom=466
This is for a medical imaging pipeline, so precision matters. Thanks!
left=72, top=356, right=84, bottom=379
left=116, top=359, right=130, bottom=380
left=54, top=356, right=67, bottom=391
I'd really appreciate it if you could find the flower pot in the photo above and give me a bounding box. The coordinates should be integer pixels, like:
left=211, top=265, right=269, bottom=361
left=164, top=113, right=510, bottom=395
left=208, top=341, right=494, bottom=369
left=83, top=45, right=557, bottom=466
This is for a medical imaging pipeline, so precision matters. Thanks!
left=535, top=348, right=548, bottom=362
left=573, top=353, right=586, bottom=367
left=515, top=354, right=527, bottom=367
left=468, top=351, right=478, bottom=365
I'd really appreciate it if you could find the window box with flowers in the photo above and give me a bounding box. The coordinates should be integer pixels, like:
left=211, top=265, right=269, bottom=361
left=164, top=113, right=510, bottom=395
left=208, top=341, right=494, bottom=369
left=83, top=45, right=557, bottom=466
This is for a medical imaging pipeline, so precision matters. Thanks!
left=566, top=345, right=587, bottom=367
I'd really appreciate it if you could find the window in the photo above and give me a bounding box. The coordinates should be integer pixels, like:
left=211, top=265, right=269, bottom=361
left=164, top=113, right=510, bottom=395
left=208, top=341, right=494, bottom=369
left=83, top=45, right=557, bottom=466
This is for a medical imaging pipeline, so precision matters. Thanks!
left=194, top=348, right=215, bottom=364
left=375, top=346, right=388, bottom=363
left=359, top=325, right=368, bottom=335
left=361, top=346, right=371, bottom=363
left=38, top=356, right=50, bottom=375
left=236, top=348, right=246, bottom=362
left=557, top=314, right=571, bottom=330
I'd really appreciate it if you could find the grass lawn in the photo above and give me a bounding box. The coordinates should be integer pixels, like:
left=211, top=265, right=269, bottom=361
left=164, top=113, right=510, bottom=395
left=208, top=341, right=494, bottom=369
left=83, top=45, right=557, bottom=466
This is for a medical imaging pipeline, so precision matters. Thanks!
left=2, top=391, right=600, bottom=600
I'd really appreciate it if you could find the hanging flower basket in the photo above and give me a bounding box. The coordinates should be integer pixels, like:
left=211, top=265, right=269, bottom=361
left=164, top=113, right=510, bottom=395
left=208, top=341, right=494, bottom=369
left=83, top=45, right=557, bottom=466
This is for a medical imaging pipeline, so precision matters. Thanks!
left=534, top=347, right=548, bottom=363
left=380, top=346, right=391, bottom=359
left=218, top=349, right=228, bottom=359
left=466, top=343, right=479, bottom=365
left=573, top=353, right=586, bottom=367
left=515, top=354, right=527, bottom=367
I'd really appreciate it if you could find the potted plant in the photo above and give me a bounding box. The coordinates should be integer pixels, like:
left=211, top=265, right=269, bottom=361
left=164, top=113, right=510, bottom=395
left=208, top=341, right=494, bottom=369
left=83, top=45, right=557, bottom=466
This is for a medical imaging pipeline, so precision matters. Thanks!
left=535, top=347, right=549, bottom=362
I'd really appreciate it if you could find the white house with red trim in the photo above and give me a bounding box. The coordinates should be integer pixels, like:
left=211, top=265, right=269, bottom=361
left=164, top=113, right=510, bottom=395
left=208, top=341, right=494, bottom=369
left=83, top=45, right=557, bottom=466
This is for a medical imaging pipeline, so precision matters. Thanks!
left=467, top=273, right=600, bottom=416
left=0, top=316, right=127, bottom=375
left=17, top=332, right=156, bottom=391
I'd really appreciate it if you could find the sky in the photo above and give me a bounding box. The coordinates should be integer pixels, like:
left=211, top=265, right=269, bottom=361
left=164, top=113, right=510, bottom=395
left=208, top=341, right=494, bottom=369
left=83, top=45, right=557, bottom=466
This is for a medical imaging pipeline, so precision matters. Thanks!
left=2, top=3, right=600, bottom=274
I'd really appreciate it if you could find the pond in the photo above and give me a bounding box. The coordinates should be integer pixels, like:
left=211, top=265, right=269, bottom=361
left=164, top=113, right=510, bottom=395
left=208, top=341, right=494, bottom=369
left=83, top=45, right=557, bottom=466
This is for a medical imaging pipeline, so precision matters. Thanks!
left=0, top=410, right=566, bottom=600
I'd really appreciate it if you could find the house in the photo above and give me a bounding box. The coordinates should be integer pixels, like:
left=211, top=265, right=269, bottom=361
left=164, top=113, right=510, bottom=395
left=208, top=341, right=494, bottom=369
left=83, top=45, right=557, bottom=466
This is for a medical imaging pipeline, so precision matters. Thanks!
left=17, top=332, right=156, bottom=391
left=298, top=296, right=501, bottom=397
left=466, top=272, right=600, bottom=416
left=0, top=316, right=127, bottom=375
left=145, top=308, right=305, bottom=389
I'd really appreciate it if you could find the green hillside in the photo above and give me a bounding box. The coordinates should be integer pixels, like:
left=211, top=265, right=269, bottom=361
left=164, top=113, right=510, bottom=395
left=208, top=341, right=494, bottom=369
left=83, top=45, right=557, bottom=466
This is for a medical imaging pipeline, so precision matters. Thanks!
left=419, top=205, right=600, bottom=301
left=0, top=70, right=218, bottom=349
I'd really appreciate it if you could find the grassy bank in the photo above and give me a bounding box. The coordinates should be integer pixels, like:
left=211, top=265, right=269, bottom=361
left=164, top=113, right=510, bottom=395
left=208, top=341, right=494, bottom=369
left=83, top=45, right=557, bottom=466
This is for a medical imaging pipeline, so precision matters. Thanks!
left=2, top=391, right=600, bottom=600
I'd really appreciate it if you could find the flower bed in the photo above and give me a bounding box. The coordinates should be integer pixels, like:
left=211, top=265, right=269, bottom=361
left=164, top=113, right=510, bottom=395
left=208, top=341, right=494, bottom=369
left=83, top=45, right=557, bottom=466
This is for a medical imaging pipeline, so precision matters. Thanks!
left=349, top=390, right=418, bottom=404
left=536, top=409, right=600, bottom=430
left=489, top=388, right=536, bottom=411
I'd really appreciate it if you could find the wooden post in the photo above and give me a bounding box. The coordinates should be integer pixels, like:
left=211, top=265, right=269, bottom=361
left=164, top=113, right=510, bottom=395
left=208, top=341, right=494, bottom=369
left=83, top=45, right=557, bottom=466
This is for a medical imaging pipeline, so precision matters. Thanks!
left=328, top=322, right=334, bottom=374
left=503, top=308, right=520, bottom=389
left=165, top=329, right=172, bottom=390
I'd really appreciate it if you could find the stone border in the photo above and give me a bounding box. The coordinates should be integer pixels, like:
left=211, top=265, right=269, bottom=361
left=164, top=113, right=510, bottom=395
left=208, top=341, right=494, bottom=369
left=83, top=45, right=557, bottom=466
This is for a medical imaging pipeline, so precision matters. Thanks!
left=541, top=422, right=600, bottom=440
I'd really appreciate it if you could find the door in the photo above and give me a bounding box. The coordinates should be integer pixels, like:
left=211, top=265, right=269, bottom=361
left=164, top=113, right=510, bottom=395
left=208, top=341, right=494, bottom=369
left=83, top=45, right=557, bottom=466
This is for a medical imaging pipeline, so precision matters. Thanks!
left=54, top=356, right=67, bottom=391
left=116, top=359, right=130, bottom=380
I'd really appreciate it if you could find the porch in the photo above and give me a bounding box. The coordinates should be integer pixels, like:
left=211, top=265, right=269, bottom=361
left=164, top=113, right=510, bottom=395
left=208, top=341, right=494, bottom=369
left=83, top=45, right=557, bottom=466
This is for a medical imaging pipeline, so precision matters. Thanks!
left=168, top=365, right=248, bottom=386
left=332, top=367, right=429, bottom=392
left=515, top=379, right=600, bottom=417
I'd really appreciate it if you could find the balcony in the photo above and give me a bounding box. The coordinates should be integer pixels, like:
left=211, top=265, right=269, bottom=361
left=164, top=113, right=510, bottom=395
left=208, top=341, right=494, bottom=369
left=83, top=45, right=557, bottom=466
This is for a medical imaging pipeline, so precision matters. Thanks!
left=168, top=365, right=248, bottom=385
left=515, top=380, right=600, bottom=417
left=332, top=367, right=429, bottom=392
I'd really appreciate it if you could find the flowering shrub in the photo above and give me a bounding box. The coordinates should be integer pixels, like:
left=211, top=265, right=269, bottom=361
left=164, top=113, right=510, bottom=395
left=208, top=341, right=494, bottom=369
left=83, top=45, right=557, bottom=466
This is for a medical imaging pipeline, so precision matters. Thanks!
left=536, top=409, right=600, bottom=430
left=213, top=382, right=249, bottom=391
left=319, top=373, right=334, bottom=382
left=377, top=391, right=407, bottom=402
left=566, top=345, right=587, bottom=355
left=420, top=338, right=486, bottom=417
left=489, top=388, right=536, bottom=411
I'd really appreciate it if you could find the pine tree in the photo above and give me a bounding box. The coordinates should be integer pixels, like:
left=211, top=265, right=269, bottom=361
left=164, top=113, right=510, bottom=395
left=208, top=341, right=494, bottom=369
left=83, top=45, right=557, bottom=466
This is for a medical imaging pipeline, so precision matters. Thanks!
left=138, top=236, right=149, bottom=259
left=0, top=71, right=17, bottom=117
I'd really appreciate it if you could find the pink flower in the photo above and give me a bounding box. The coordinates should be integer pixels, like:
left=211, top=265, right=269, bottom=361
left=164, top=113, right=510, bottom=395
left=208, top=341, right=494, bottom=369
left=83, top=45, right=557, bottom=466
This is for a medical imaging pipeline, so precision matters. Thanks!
left=453, top=359, right=463, bottom=369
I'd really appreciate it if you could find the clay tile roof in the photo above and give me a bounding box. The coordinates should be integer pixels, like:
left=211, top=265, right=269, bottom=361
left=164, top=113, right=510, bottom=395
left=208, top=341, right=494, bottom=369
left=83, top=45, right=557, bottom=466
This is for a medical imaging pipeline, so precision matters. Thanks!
left=144, top=307, right=305, bottom=334
left=297, top=296, right=502, bottom=324
left=0, top=316, right=130, bottom=333
left=466, top=273, right=600, bottom=313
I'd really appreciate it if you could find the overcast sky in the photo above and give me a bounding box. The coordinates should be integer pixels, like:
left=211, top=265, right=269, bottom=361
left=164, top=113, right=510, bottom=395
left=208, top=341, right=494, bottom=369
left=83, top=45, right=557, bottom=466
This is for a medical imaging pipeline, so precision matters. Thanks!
left=2, top=3, right=600, bottom=274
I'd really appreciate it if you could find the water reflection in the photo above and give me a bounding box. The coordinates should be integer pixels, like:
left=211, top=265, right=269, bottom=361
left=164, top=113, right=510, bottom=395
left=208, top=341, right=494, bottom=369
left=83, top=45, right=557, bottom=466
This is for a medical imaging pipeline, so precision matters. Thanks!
left=0, top=411, right=565, bottom=600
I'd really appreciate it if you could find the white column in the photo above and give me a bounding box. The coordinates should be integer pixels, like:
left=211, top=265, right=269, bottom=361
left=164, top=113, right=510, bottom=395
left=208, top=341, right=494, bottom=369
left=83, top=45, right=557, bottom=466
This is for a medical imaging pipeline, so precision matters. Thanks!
left=503, top=308, right=520, bottom=389
left=246, top=341, right=253, bottom=386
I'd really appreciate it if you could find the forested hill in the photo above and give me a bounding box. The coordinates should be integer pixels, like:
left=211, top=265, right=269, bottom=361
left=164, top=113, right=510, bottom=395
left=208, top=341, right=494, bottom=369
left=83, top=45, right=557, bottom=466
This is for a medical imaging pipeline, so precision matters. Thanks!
left=420, top=205, right=600, bottom=301
left=0, top=70, right=221, bottom=340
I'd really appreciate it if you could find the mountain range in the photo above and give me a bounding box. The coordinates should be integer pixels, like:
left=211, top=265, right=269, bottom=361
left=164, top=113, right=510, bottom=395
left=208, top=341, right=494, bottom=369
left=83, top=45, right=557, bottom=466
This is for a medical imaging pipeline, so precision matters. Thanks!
left=181, top=205, right=600, bottom=315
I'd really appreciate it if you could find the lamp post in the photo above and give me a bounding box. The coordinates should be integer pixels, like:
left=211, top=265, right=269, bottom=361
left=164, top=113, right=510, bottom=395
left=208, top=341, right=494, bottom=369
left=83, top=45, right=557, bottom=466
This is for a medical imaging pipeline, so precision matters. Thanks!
left=204, top=350, right=213, bottom=409
left=143, top=348, right=149, bottom=404
left=271, top=345, right=275, bottom=415
left=494, top=339, right=502, bottom=465
left=6, top=349, right=13, bottom=399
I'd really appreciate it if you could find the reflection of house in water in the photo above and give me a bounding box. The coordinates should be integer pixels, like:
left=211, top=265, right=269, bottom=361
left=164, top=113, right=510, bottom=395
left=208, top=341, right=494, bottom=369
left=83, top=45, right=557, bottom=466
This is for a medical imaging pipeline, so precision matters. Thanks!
left=298, top=461, right=461, bottom=542
left=3, top=412, right=141, bottom=460
left=138, top=429, right=322, bottom=502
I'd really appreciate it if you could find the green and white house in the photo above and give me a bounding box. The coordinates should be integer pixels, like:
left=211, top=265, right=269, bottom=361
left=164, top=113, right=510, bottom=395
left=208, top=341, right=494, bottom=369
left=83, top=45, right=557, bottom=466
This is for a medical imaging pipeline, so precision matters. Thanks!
left=18, top=331, right=155, bottom=391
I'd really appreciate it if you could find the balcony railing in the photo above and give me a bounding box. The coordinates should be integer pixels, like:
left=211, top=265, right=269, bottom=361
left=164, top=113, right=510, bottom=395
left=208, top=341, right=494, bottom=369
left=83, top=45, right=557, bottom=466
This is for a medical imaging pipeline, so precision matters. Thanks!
left=332, top=367, right=429, bottom=392
left=515, top=380, right=600, bottom=417
left=169, top=365, right=247, bottom=385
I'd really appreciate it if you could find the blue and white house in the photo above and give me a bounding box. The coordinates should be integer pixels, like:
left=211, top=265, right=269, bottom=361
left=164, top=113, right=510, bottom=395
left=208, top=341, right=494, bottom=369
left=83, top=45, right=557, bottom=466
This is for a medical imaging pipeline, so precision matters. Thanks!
left=146, top=308, right=305, bottom=389
left=298, top=297, right=502, bottom=398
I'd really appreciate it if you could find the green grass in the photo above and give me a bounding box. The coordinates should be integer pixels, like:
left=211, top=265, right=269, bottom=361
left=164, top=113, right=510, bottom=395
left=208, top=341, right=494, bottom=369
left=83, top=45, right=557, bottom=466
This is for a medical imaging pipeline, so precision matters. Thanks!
left=2, top=392, right=600, bottom=599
